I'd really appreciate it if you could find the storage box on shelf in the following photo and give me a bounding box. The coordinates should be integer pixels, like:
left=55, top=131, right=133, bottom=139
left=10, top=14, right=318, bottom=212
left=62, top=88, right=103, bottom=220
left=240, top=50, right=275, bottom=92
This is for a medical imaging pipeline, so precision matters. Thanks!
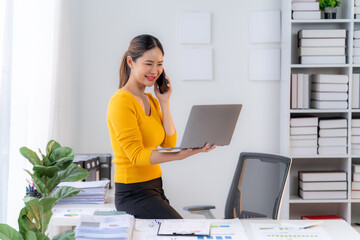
left=281, top=0, right=356, bottom=223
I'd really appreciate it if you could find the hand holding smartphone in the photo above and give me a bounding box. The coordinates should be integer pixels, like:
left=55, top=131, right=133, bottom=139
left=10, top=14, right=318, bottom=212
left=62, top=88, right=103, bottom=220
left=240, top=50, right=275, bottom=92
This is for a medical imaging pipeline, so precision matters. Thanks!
left=156, top=70, right=169, bottom=94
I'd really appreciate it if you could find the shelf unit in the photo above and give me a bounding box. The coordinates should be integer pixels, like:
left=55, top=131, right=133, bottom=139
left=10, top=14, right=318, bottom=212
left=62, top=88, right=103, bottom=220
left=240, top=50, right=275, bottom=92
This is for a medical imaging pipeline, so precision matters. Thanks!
left=280, top=0, right=360, bottom=224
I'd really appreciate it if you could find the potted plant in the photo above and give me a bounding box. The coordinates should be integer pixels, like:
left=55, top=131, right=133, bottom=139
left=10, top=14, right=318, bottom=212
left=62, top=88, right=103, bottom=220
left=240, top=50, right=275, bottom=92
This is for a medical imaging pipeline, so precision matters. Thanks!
left=320, top=0, right=342, bottom=19
left=0, top=140, right=88, bottom=240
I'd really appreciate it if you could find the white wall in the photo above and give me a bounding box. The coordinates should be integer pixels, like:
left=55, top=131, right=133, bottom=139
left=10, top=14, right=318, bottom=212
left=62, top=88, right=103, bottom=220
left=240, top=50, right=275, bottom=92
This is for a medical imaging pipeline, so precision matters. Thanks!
left=69, top=0, right=281, bottom=218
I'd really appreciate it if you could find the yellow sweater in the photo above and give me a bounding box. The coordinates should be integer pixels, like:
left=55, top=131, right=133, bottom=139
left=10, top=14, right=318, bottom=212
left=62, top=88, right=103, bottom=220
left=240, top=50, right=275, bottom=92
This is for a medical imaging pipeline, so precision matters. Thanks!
left=107, top=89, right=177, bottom=183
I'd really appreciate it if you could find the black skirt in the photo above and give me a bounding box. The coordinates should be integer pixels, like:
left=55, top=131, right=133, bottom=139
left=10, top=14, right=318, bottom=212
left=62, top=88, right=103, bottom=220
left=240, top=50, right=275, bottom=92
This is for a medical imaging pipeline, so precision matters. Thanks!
left=115, top=177, right=182, bottom=219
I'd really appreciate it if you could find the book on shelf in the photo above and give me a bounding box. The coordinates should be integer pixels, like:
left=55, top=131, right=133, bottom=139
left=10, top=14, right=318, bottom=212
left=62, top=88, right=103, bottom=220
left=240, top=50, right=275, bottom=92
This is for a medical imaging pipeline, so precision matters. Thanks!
left=290, top=139, right=317, bottom=147
left=298, top=29, right=346, bottom=39
left=298, top=73, right=304, bottom=108
left=352, top=74, right=360, bottom=108
left=353, top=172, right=360, bottom=182
left=318, top=137, right=347, bottom=146
left=356, top=14, right=360, bottom=20
left=352, top=144, right=360, bottom=149
left=311, top=92, right=348, bottom=101
left=298, top=47, right=345, bottom=56
left=300, top=55, right=346, bottom=64
left=354, top=56, right=360, bottom=64
left=303, top=74, right=310, bottom=108
left=290, top=134, right=317, bottom=140
left=291, top=73, right=297, bottom=109
left=290, top=117, right=318, bottom=127
left=352, top=127, right=360, bottom=135
left=299, top=38, right=346, bottom=47
left=290, top=126, right=318, bottom=135
left=352, top=136, right=360, bottom=144
left=355, top=6, right=360, bottom=14
left=354, top=30, right=360, bottom=39
left=311, top=83, right=348, bottom=92
left=292, top=2, right=319, bottom=11
left=352, top=181, right=360, bottom=190
left=352, top=164, right=360, bottom=173
left=299, top=180, right=347, bottom=191
left=352, top=119, right=360, bottom=127
left=357, top=0, right=360, bottom=7
left=319, top=128, right=347, bottom=137
left=292, top=11, right=321, bottom=20
left=352, top=148, right=360, bottom=155
left=354, top=39, right=360, bottom=48
left=318, top=146, right=347, bottom=155
left=311, top=100, right=348, bottom=109
left=319, top=119, right=347, bottom=129
left=290, top=146, right=317, bottom=156
left=299, top=189, right=347, bottom=199
left=299, top=171, right=347, bottom=182
left=301, top=215, right=343, bottom=220
left=353, top=48, right=360, bottom=56
left=312, top=74, right=348, bottom=84
left=352, top=190, right=360, bottom=199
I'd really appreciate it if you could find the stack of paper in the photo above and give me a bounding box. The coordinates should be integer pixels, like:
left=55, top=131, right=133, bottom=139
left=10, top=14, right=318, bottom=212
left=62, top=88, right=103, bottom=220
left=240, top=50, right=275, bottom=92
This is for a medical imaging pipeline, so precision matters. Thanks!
left=75, top=213, right=134, bottom=240
left=55, top=180, right=110, bottom=204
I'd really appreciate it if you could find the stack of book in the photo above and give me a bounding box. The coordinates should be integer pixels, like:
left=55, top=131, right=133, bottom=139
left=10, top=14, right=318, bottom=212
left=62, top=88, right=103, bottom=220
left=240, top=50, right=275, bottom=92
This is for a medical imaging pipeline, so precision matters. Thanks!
left=352, top=164, right=360, bottom=199
left=291, top=0, right=320, bottom=20
left=290, top=117, right=318, bottom=156
left=311, top=74, right=349, bottom=109
left=291, top=73, right=310, bottom=109
left=352, top=73, right=360, bottom=108
left=354, top=30, right=360, bottom=64
left=55, top=180, right=110, bottom=205
left=75, top=213, right=134, bottom=240
left=356, top=0, right=360, bottom=19
left=352, top=119, right=360, bottom=155
left=298, top=29, right=347, bottom=64
left=298, top=171, right=347, bottom=200
left=318, top=119, right=347, bottom=155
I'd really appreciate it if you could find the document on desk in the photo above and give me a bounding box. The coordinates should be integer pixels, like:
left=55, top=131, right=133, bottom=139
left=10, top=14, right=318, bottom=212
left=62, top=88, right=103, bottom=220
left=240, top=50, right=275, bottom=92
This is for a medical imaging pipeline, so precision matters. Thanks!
left=157, top=219, right=211, bottom=236
left=251, top=223, right=332, bottom=240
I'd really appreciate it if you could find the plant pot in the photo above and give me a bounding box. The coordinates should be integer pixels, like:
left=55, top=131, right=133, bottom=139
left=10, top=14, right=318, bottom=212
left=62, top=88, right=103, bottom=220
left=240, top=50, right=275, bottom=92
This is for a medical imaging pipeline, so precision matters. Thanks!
left=324, top=7, right=337, bottom=19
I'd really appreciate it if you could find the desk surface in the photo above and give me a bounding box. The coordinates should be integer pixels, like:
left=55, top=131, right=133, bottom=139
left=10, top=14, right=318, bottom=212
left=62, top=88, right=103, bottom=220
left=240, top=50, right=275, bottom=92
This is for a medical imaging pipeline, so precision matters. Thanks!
left=133, top=219, right=360, bottom=240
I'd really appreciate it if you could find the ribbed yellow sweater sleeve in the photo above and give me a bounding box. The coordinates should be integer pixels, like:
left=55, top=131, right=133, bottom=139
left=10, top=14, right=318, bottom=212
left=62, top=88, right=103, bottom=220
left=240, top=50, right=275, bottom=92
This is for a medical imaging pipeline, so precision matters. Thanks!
left=108, top=93, right=152, bottom=166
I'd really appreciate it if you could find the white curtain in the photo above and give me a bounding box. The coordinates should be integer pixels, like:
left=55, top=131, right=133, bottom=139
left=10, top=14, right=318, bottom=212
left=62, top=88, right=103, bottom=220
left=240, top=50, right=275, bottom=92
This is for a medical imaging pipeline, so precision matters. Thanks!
left=7, top=0, right=72, bottom=228
left=0, top=0, right=13, bottom=224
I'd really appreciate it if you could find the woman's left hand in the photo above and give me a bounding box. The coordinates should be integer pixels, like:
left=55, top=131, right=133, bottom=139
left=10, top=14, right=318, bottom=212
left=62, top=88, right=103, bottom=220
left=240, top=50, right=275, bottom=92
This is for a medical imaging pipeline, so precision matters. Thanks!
left=154, top=71, right=172, bottom=103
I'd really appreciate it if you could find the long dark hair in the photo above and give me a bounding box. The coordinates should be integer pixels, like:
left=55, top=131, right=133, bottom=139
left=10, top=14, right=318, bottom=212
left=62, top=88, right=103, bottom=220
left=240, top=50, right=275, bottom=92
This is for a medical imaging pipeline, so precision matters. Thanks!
left=119, top=34, right=164, bottom=88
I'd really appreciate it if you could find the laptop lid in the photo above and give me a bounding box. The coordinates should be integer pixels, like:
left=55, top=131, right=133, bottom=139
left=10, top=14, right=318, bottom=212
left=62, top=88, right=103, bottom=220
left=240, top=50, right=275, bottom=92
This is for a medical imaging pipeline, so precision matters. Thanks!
left=179, top=104, right=242, bottom=149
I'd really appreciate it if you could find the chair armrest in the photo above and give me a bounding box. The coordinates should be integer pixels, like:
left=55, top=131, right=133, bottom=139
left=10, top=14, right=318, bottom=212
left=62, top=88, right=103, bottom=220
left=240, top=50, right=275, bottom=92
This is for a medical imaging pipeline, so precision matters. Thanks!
left=183, top=205, right=216, bottom=211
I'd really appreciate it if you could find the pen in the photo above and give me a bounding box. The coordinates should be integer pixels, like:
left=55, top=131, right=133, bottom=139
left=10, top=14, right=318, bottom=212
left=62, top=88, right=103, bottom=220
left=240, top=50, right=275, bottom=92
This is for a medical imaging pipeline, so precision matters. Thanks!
left=149, top=219, right=160, bottom=227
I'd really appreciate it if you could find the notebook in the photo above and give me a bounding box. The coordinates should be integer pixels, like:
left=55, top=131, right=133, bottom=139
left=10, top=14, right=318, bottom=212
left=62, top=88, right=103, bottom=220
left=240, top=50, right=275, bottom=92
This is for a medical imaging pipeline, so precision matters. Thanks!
left=152, top=104, right=242, bottom=151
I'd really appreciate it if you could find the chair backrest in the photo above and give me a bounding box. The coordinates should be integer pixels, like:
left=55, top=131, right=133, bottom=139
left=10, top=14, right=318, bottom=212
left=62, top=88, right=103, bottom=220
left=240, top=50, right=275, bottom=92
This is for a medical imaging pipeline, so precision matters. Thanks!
left=224, top=152, right=292, bottom=220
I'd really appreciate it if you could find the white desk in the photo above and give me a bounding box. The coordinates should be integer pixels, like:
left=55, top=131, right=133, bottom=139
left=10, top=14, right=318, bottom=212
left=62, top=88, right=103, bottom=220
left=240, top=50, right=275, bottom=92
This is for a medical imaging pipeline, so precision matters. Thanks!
left=133, top=219, right=360, bottom=240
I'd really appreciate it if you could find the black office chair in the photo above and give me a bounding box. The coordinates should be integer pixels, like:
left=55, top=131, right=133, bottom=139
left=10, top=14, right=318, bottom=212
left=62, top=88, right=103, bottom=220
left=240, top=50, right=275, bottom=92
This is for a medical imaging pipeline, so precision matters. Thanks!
left=184, top=152, right=292, bottom=220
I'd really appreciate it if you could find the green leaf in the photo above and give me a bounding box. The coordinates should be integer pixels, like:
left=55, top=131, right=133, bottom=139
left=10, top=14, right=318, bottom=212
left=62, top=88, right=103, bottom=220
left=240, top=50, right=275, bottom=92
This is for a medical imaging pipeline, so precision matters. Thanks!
left=49, top=147, right=73, bottom=164
left=0, top=224, right=24, bottom=240
left=51, top=186, right=81, bottom=200
left=24, top=170, right=48, bottom=195
left=43, top=157, right=51, bottom=166
left=53, top=157, right=73, bottom=170
left=20, top=147, right=41, bottom=166
left=33, top=165, right=61, bottom=178
left=52, top=230, right=75, bottom=240
left=59, top=164, right=88, bottom=182
left=24, top=196, right=58, bottom=215
left=18, top=207, right=38, bottom=238
left=46, top=140, right=61, bottom=157
left=35, top=232, right=50, bottom=240
left=25, top=231, right=37, bottom=240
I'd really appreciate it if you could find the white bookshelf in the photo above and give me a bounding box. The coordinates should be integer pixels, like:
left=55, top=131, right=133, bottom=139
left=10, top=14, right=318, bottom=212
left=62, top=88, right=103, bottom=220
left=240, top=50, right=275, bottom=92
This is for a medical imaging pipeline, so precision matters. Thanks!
left=280, top=0, right=360, bottom=224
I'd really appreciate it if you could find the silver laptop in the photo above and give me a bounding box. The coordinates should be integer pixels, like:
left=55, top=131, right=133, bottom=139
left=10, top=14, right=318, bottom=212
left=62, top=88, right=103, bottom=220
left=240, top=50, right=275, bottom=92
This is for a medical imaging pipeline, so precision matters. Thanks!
left=152, top=104, right=242, bottom=151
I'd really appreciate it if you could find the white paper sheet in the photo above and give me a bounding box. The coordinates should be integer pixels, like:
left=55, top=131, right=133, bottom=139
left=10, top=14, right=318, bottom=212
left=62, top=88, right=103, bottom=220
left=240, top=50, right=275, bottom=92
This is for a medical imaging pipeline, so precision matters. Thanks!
left=248, top=10, right=281, bottom=43
left=249, top=48, right=280, bottom=81
left=251, top=222, right=332, bottom=240
left=179, top=47, right=213, bottom=80
left=178, top=12, right=211, bottom=44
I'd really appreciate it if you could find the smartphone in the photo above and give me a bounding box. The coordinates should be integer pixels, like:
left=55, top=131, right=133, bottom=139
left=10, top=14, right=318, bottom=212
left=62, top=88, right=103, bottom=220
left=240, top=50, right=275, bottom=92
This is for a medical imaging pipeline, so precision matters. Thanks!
left=156, top=70, right=169, bottom=94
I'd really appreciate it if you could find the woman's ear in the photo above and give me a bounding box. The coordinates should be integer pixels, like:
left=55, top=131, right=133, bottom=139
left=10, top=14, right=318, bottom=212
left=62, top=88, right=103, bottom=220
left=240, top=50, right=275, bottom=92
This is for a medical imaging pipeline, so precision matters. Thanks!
left=127, top=56, right=133, bottom=69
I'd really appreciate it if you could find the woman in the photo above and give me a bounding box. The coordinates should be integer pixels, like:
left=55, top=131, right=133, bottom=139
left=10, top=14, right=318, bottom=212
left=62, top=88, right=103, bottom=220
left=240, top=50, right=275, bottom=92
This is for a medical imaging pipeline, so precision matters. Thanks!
left=107, top=34, right=216, bottom=219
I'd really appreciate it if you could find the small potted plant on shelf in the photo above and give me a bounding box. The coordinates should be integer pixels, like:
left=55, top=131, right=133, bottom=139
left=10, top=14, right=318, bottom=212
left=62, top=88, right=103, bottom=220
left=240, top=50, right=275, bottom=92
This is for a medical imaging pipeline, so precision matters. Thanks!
left=0, top=140, right=88, bottom=240
left=320, top=0, right=342, bottom=19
